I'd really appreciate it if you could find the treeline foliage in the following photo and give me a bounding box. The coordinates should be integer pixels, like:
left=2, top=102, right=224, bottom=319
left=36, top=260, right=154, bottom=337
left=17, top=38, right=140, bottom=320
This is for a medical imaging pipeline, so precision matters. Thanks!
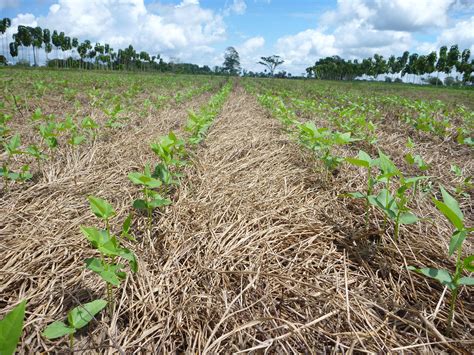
left=306, top=45, right=474, bottom=83
left=0, top=18, right=215, bottom=75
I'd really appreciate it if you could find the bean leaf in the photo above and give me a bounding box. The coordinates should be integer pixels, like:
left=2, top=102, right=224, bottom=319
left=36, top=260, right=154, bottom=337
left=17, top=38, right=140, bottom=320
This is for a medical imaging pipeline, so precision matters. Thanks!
left=0, top=300, right=26, bottom=355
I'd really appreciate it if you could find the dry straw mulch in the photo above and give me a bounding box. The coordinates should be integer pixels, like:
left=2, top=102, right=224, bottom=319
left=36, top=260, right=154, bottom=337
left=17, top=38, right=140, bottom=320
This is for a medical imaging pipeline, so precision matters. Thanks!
left=1, top=85, right=473, bottom=353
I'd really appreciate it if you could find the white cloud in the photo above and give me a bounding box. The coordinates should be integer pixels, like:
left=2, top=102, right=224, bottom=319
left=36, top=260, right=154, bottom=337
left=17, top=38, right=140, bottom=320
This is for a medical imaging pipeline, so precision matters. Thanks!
left=225, top=0, right=247, bottom=15
left=236, top=36, right=265, bottom=72
left=437, top=15, right=474, bottom=51
left=8, top=0, right=226, bottom=65
left=276, top=30, right=339, bottom=74
left=239, top=36, right=264, bottom=54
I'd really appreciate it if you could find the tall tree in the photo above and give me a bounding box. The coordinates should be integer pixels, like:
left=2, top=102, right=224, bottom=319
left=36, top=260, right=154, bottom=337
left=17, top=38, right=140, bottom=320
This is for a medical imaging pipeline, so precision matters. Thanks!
left=1, top=18, right=11, bottom=62
left=436, top=46, right=448, bottom=82
left=446, top=44, right=460, bottom=79
left=258, top=55, right=284, bottom=77
left=223, top=46, right=240, bottom=75
left=43, top=28, right=51, bottom=62
left=31, top=26, right=43, bottom=66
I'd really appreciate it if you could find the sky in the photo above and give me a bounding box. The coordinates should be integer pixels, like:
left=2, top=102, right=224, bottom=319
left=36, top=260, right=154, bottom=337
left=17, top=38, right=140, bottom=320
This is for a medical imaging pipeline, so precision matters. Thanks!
left=1, top=0, right=474, bottom=75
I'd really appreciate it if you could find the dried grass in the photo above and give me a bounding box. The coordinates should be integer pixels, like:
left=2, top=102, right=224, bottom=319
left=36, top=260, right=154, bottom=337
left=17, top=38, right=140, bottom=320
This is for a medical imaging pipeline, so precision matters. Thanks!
left=1, top=85, right=473, bottom=353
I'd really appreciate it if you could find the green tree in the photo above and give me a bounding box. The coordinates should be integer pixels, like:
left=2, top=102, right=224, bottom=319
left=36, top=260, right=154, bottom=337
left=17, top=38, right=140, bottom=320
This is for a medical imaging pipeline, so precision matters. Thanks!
left=447, top=44, right=460, bottom=79
left=223, top=46, right=240, bottom=75
left=258, top=55, right=284, bottom=77
left=1, top=18, right=11, bottom=62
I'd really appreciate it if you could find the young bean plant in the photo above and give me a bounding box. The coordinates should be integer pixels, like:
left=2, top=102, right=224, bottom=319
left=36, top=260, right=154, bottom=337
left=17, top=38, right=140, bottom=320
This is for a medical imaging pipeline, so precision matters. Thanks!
left=81, top=196, right=137, bottom=314
left=409, top=186, right=473, bottom=332
left=43, top=300, right=107, bottom=350
left=128, top=165, right=171, bottom=230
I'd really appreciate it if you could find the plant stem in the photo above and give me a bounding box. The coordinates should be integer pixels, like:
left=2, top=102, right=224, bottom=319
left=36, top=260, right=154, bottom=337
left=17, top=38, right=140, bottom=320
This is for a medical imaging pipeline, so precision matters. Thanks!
left=365, top=168, right=372, bottom=230
left=394, top=212, right=400, bottom=242
left=69, top=333, right=74, bottom=353
left=448, top=245, right=464, bottom=334
left=447, top=288, right=458, bottom=335
left=107, top=282, right=114, bottom=316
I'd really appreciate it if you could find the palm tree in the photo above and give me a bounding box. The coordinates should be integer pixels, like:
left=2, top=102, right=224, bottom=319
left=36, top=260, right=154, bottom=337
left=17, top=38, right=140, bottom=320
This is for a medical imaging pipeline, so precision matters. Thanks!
left=9, top=41, right=18, bottom=62
left=31, top=26, right=43, bottom=67
left=426, top=51, right=437, bottom=84
left=1, top=18, right=12, bottom=62
left=43, top=29, right=51, bottom=63
left=459, top=49, right=471, bottom=83
left=72, top=37, right=78, bottom=65
left=436, top=46, right=448, bottom=83
left=447, top=44, right=460, bottom=80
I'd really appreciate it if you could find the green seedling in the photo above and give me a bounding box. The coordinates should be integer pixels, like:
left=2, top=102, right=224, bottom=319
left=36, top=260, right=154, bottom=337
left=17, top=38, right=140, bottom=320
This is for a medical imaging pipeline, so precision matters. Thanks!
left=345, top=150, right=378, bottom=228
left=298, top=122, right=355, bottom=173
left=450, top=164, right=472, bottom=198
left=150, top=131, right=186, bottom=168
left=38, top=121, right=59, bottom=150
left=0, top=112, right=12, bottom=144
left=0, top=300, right=26, bottom=355
left=104, top=103, right=127, bottom=128
left=43, top=299, right=107, bottom=350
left=128, top=165, right=171, bottom=230
left=404, top=138, right=430, bottom=171
left=347, top=150, right=427, bottom=241
left=2, top=133, right=24, bottom=191
left=26, top=144, right=48, bottom=172
left=82, top=196, right=137, bottom=314
left=81, top=116, right=99, bottom=141
left=409, top=186, right=473, bottom=333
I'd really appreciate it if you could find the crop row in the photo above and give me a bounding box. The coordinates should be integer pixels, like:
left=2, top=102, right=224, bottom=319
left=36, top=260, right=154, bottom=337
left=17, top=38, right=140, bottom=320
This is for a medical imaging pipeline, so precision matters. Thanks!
left=0, top=80, right=233, bottom=353
left=248, top=85, right=473, bottom=335
left=0, top=76, right=224, bottom=191
left=245, top=78, right=473, bottom=146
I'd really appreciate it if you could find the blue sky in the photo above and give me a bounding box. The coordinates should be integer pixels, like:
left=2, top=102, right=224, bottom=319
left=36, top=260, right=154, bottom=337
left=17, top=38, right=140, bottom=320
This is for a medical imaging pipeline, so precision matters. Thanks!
left=1, top=0, right=473, bottom=74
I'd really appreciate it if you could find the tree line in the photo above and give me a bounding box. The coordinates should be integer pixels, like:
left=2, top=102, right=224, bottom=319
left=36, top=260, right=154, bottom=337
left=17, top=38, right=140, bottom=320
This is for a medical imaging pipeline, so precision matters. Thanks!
left=0, top=18, right=218, bottom=74
left=306, top=45, right=473, bottom=84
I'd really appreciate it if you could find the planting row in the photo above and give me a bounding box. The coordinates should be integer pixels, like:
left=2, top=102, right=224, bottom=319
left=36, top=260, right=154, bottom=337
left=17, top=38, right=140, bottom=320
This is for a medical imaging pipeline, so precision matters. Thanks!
left=0, top=80, right=233, bottom=353
left=250, top=85, right=473, bottom=335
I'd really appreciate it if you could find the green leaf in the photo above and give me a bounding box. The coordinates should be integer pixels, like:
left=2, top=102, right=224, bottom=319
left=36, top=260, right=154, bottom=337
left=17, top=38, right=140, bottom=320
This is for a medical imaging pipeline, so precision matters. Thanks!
left=439, top=186, right=464, bottom=225
left=132, top=199, right=148, bottom=210
left=42, top=321, right=75, bottom=339
left=85, top=258, right=122, bottom=286
left=0, top=300, right=26, bottom=355
left=80, top=226, right=109, bottom=247
left=432, top=199, right=464, bottom=231
left=449, top=230, right=467, bottom=256
left=376, top=151, right=399, bottom=176
left=463, top=255, right=474, bottom=272
left=67, top=299, right=107, bottom=330
left=87, top=196, right=115, bottom=220
left=149, top=196, right=172, bottom=209
left=128, top=172, right=162, bottom=188
left=121, top=214, right=135, bottom=241
left=408, top=267, right=455, bottom=290
left=399, top=212, right=419, bottom=224
left=117, top=248, right=138, bottom=273
left=457, top=277, right=474, bottom=286
left=346, top=157, right=369, bottom=168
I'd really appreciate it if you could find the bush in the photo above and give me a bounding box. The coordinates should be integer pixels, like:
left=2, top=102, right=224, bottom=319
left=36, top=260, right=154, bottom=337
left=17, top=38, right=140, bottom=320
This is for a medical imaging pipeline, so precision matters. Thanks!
left=384, top=76, right=392, bottom=83
left=426, top=76, right=443, bottom=86
left=14, top=60, right=30, bottom=68
left=394, top=78, right=403, bottom=83
left=444, top=76, right=456, bottom=86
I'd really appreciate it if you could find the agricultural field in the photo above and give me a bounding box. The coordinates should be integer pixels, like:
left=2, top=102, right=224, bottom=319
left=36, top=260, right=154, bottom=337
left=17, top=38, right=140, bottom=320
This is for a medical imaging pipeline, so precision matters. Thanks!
left=1, top=68, right=473, bottom=353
